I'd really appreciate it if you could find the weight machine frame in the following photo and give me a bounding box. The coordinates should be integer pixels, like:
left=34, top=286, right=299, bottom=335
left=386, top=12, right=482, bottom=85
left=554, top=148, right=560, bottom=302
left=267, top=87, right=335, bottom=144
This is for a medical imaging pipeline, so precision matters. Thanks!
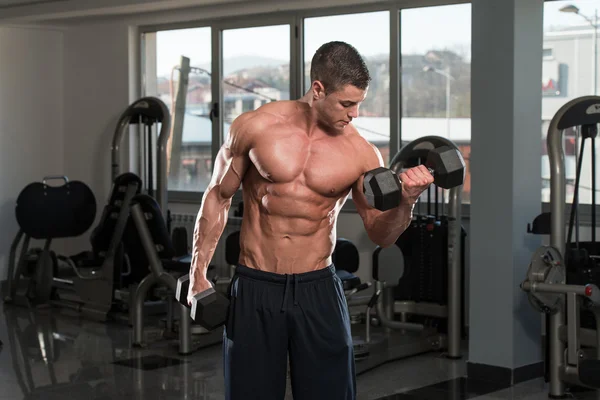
left=521, top=95, right=600, bottom=397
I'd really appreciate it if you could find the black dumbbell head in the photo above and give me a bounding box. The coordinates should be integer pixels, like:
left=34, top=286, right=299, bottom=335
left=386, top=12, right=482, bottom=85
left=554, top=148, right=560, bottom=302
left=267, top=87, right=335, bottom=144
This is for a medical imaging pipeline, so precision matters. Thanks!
left=191, top=287, right=229, bottom=331
left=363, top=167, right=402, bottom=211
left=425, top=146, right=466, bottom=189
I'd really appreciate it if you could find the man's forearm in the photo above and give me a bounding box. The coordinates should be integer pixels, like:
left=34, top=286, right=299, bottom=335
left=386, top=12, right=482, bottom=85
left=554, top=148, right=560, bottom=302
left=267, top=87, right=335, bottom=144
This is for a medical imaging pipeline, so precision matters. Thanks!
left=367, top=200, right=414, bottom=248
left=189, top=187, right=232, bottom=283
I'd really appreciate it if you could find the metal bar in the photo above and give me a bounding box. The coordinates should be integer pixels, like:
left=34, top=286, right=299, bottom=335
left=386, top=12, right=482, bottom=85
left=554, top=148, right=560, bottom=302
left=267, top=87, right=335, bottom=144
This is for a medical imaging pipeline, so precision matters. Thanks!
left=290, top=16, right=304, bottom=99
left=384, top=286, right=394, bottom=335
left=393, top=301, right=448, bottom=318
left=11, top=234, right=31, bottom=300
left=156, top=99, right=172, bottom=221
left=447, top=185, right=462, bottom=358
left=111, top=115, right=132, bottom=181
left=389, top=5, right=401, bottom=162
left=5, top=229, right=24, bottom=301
left=130, top=202, right=192, bottom=354
left=132, top=273, right=159, bottom=346
left=547, top=99, right=575, bottom=397
left=366, top=305, right=372, bottom=343
left=566, top=292, right=579, bottom=366
left=559, top=326, right=598, bottom=348
left=168, top=55, right=190, bottom=189
left=595, top=309, right=600, bottom=360
left=100, top=182, right=139, bottom=276
left=130, top=203, right=176, bottom=289
left=594, top=10, right=598, bottom=95
left=52, top=277, right=74, bottom=288
left=375, top=290, right=424, bottom=332
left=592, top=135, right=596, bottom=244
left=211, top=26, right=222, bottom=172
left=522, top=281, right=593, bottom=297
left=549, top=309, right=565, bottom=396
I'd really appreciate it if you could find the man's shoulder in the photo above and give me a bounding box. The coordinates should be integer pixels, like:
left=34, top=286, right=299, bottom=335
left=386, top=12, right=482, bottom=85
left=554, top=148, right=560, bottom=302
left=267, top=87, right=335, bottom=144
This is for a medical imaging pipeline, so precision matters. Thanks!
left=232, top=101, right=296, bottom=131
left=345, top=124, right=384, bottom=171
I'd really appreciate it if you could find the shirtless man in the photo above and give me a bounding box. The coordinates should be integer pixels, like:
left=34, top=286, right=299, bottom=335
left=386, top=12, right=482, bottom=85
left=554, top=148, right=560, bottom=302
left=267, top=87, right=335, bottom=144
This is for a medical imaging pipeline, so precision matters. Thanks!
left=187, top=41, right=433, bottom=400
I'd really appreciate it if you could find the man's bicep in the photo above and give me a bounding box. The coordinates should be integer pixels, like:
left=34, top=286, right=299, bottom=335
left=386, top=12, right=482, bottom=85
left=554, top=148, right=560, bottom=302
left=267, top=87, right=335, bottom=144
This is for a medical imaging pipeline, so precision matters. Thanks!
left=207, top=112, right=255, bottom=198
left=208, top=144, right=249, bottom=199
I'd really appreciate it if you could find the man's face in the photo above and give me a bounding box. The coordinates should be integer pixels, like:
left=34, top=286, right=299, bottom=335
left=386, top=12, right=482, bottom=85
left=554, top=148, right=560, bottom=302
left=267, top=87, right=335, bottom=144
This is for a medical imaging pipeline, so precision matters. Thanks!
left=313, top=82, right=368, bottom=131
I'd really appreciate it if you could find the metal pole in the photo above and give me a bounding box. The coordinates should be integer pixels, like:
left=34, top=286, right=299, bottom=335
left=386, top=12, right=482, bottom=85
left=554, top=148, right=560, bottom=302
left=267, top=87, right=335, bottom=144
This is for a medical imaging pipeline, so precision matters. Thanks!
left=168, top=56, right=190, bottom=188
left=548, top=104, right=567, bottom=398
left=130, top=202, right=192, bottom=354
left=594, top=10, right=598, bottom=95
left=446, top=66, right=451, bottom=136
left=447, top=185, right=462, bottom=359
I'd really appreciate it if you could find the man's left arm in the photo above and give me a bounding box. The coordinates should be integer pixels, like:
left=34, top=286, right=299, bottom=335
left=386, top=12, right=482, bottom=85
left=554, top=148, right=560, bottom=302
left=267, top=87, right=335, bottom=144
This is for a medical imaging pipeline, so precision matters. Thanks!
left=352, top=144, right=433, bottom=248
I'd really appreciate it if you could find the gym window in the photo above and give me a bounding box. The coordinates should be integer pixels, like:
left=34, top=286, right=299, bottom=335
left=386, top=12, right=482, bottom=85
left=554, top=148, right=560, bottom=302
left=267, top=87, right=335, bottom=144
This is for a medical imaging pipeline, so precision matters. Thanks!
left=140, top=0, right=595, bottom=220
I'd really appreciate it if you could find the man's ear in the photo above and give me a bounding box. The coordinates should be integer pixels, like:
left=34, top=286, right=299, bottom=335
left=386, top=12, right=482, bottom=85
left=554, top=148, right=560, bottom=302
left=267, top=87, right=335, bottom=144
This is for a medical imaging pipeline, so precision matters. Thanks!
left=312, top=81, right=326, bottom=100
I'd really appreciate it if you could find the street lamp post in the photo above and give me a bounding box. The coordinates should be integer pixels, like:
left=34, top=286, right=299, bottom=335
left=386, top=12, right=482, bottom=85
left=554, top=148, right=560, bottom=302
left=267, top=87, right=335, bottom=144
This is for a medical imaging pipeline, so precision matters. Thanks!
left=423, top=65, right=455, bottom=136
left=560, top=4, right=598, bottom=95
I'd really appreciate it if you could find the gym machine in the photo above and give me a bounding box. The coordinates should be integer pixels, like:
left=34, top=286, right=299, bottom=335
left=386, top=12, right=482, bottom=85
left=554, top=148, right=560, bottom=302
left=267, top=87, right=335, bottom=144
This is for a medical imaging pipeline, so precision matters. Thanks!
left=3, top=97, right=172, bottom=322
left=111, top=96, right=171, bottom=221
left=125, top=195, right=227, bottom=354
left=4, top=173, right=145, bottom=321
left=350, top=136, right=466, bottom=374
left=126, top=194, right=223, bottom=354
left=521, top=95, right=600, bottom=397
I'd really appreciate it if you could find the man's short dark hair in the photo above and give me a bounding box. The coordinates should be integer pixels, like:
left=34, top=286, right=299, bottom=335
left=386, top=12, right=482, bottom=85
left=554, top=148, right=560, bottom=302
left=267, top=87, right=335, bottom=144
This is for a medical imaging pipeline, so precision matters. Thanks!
left=310, top=41, right=371, bottom=94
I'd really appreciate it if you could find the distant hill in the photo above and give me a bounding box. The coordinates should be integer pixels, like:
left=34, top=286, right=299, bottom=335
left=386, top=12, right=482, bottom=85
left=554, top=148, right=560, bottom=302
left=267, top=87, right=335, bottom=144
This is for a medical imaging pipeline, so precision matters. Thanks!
left=197, top=55, right=288, bottom=76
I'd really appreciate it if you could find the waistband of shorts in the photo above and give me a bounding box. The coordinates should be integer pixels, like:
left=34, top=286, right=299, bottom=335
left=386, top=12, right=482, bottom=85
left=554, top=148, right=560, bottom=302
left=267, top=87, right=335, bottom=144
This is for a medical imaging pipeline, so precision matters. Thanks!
left=234, top=263, right=336, bottom=284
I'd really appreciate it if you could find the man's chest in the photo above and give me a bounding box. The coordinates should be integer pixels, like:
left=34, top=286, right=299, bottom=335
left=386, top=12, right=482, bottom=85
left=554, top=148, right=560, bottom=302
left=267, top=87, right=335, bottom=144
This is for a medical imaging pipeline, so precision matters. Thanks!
left=248, top=133, right=362, bottom=197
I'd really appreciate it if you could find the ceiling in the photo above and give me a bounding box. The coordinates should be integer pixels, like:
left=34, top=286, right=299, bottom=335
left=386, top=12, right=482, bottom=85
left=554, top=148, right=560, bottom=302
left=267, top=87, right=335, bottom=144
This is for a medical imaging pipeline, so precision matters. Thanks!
left=0, top=0, right=66, bottom=9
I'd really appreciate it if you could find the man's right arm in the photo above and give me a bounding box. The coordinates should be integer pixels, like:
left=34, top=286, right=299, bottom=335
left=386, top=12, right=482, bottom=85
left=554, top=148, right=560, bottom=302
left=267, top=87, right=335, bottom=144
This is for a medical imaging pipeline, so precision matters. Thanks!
left=187, top=112, right=254, bottom=300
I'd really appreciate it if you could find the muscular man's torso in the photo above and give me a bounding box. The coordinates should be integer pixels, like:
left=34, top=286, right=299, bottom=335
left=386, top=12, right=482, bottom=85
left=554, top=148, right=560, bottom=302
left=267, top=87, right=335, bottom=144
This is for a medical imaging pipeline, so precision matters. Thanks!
left=238, top=101, right=369, bottom=274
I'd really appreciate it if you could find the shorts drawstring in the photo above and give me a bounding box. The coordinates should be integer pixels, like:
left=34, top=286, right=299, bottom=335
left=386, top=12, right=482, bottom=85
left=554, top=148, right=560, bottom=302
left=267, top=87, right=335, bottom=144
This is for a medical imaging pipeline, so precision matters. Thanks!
left=281, top=274, right=291, bottom=312
left=294, top=274, right=299, bottom=306
left=281, top=274, right=300, bottom=311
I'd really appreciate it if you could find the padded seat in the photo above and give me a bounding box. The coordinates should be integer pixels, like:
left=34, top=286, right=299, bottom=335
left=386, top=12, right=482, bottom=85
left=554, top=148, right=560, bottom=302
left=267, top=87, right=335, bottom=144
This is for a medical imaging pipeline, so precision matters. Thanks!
left=332, top=238, right=361, bottom=290
left=579, top=359, right=600, bottom=389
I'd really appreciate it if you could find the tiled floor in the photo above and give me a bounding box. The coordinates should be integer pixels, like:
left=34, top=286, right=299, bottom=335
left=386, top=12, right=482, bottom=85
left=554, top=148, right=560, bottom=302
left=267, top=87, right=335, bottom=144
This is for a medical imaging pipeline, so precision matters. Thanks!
left=1, top=303, right=599, bottom=400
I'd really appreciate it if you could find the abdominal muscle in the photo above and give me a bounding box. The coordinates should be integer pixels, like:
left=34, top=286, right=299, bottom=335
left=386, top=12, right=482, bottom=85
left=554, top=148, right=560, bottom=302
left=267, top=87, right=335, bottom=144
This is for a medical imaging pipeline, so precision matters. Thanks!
left=237, top=177, right=345, bottom=275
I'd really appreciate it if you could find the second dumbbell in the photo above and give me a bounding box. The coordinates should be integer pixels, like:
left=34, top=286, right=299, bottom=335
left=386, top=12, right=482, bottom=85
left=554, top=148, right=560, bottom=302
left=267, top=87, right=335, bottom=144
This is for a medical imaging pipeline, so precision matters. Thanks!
left=363, top=145, right=465, bottom=211
left=175, top=274, right=230, bottom=331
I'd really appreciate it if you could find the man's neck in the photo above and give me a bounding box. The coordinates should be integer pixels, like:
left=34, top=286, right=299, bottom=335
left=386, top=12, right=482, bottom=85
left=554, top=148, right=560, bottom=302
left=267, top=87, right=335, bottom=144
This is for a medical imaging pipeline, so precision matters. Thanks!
left=296, top=93, right=320, bottom=136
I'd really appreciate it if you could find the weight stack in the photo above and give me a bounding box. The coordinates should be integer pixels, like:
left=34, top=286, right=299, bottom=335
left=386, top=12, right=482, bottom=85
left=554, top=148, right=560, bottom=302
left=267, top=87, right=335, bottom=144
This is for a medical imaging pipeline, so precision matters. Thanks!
left=396, top=215, right=445, bottom=304
left=394, top=215, right=467, bottom=335
left=566, top=242, right=600, bottom=330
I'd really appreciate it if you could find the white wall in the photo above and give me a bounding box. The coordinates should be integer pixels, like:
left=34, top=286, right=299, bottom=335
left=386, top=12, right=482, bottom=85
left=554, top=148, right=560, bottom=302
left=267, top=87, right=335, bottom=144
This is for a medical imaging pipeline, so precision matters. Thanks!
left=0, top=25, right=64, bottom=280
left=61, top=21, right=133, bottom=253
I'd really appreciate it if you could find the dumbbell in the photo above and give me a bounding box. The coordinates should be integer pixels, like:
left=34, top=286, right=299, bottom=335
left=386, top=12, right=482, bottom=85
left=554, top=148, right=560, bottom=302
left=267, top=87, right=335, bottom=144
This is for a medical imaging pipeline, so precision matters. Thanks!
left=175, top=274, right=230, bottom=331
left=363, top=145, right=465, bottom=211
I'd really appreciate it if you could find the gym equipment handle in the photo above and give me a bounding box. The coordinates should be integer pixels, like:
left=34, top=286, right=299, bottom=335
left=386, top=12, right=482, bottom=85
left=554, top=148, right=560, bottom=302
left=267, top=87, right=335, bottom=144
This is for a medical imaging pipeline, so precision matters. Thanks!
left=43, top=175, right=69, bottom=185
left=521, top=281, right=600, bottom=305
left=345, top=282, right=372, bottom=301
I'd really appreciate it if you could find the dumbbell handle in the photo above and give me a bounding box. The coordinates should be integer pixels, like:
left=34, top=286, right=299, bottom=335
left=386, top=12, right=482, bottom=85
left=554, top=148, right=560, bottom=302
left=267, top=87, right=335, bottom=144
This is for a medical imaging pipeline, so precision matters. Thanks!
left=400, top=167, right=435, bottom=177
